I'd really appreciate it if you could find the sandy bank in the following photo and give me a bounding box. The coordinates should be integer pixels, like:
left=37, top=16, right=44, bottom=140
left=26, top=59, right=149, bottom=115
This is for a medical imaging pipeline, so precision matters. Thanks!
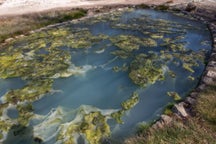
left=0, top=0, right=192, bottom=16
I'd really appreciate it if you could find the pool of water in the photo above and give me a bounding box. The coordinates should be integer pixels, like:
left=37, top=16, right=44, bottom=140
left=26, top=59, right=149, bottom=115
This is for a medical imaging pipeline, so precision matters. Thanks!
left=0, top=8, right=212, bottom=144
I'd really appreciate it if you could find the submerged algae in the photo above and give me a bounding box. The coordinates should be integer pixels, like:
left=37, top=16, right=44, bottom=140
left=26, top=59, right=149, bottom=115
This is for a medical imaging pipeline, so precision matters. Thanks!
left=110, top=35, right=157, bottom=52
left=59, top=111, right=110, bottom=144
left=167, top=91, right=181, bottom=101
left=129, top=53, right=165, bottom=87
left=58, top=92, right=139, bottom=144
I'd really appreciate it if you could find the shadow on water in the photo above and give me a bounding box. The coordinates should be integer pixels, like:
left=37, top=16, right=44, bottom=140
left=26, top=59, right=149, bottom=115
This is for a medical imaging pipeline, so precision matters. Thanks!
left=3, top=124, right=42, bottom=144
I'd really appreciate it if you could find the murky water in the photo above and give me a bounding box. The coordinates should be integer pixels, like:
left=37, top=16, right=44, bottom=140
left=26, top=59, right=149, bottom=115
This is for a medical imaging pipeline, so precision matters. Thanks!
left=0, top=9, right=212, bottom=144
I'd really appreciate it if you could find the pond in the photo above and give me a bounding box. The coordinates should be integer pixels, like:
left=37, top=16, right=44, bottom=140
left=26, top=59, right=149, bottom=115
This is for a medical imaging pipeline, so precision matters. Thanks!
left=0, top=8, right=212, bottom=144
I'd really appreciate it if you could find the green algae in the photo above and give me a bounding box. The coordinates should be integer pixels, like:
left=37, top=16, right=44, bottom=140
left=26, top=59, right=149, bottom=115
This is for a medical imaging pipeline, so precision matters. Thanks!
left=188, top=75, right=195, bottom=81
left=111, top=50, right=131, bottom=59
left=129, top=53, right=165, bottom=87
left=5, top=80, right=53, bottom=104
left=57, top=92, right=139, bottom=144
left=110, top=35, right=157, bottom=53
left=17, top=104, right=34, bottom=125
left=58, top=111, right=111, bottom=144
left=167, top=91, right=181, bottom=101
left=110, top=35, right=143, bottom=52
left=121, top=92, right=139, bottom=110
left=111, top=110, right=125, bottom=124
left=182, top=63, right=195, bottom=73
left=168, top=70, right=176, bottom=78
left=112, top=63, right=128, bottom=72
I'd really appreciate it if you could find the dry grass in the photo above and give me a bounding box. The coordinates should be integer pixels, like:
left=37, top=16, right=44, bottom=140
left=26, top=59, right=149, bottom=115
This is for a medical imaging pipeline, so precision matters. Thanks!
left=0, top=8, right=87, bottom=43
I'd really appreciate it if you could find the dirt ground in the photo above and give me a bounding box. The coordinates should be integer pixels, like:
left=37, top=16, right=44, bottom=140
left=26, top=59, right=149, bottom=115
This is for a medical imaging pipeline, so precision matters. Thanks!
left=0, top=0, right=201, bottom=16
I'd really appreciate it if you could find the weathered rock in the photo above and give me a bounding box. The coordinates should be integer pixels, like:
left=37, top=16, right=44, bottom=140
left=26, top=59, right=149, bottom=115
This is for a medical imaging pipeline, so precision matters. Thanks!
left=206, top=70, right=216, bottom=78
left=161, top=114, right=172, bottom=124
left=197, top=83, right=206, bottom=91
left=4, top=38, right=14, bottom=43
left=190, top=92, right=198, bottom=98
left=185, top=97, right=196, bottom=105
left=185, top=3, right=197, bottom=12
left=202, top=76, right=215, bottom=85
left=173, top=102, right=188, bottom=117
left=152, top=121, right=163, bottom=129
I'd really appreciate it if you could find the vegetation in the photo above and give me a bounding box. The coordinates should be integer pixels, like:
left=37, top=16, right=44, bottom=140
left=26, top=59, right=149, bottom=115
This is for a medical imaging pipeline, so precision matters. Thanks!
left=0, top=8, right=87, bottom=43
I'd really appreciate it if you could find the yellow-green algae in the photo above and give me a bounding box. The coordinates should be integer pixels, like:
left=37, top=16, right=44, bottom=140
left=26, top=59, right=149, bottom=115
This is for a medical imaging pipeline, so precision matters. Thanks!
left=58, top=111, right=110, bottom=144
left=111, top=92, right=139, bottom=124
left=129, top=53, right=165, bottom=87
left=0, top=26, right=110, bottom=141
left=110, top=35, right=157, bottom=52
left=167, top=91, right=182, bottom=101
left=57, top=92, right=139, bottom=144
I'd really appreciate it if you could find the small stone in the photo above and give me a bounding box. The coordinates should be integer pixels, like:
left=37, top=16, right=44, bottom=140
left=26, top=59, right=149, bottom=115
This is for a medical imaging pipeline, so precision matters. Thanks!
left=211, top=53, right=216, bottom=57
left=185, top=3, right=196, bottom=12
left=197, top=84, right=206, bottom=91
left=152, top=121, right=163, bottom=129
left=173, top=102, right=188, bottom=117
left=185, top=97, right=196, bottom=105
left=190, top=92, right=198, bottom=99
left=161, top=115, right=172, bottom=124
left=202, top=76, right=215, bottom=85
left=206, top=70, right=216, bottom=78
left=5, top=38, right=14, bottom=42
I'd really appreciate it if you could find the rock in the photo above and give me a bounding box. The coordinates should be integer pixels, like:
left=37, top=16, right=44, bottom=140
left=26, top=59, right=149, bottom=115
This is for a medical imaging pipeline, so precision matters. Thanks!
left=152, top=121, right=163, bottom=129
left=5, top=38, right=14, bottom=43
left=185, top=3, right=197, bottom=12
left=173, top=102, right=188, bottom=117
left=15, top=35, right=25, bottom=39
left=34, top=137, right=43, bottom=143
left=161, top=115, right=172, bottom=124
left=185, top=97, right=196, bottom=105
left=190, top=92, right=198, bottom=98
left=197, top=84, right=206, bottom=91
left=206, top=70, right=216, bottom=78
left=202, top=76, right=215, bottom=85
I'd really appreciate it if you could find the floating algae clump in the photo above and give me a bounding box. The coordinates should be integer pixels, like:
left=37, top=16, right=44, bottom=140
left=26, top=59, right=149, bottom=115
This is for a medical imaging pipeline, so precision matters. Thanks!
left=111, top=92, right=139, bottom=124
left=58, top=111, right=110, bottom=144
left=110, top=35, right=157, bottom=52
left=167, top=91, right=181, bottom=101
left=121, top=92, right=139, bottom=110
left=129, top=53, right=165, bottom=87
left=5, top=80, right=53, bottom=104
left=57, top=92, right=139, bottom=144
